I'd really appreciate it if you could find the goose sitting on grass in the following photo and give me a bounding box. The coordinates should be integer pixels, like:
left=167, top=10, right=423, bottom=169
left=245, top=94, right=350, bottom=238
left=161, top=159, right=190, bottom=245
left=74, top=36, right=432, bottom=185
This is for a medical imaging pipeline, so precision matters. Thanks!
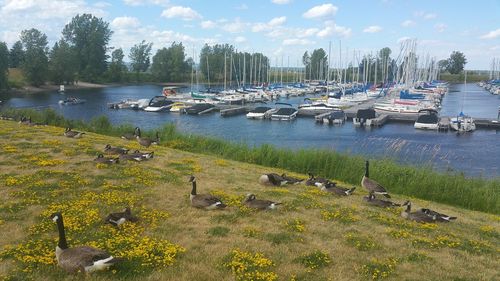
left=305, top=173, right=330, bottom=187
left=64, top=128, right=85, bottom=138
left=243, top=194, right=282, bottom=210
left=104, top=207, right=139, bottom=226
left=189, top=176, right=226, bottom=210
left=129, top=150, right=154, bottom=160
left=401, top=201, right=437, bottom=223
left=119, top=153, right=144, bottom=162
left=321, top=182, right=356, bottom=196
left=50, top=212, right=122, bottom=273
left=94, top=154, right=119, bottom=164
left=402, top=202, right=457, bottom=222
left=258, top=173, right=288, bottom=186
left=280, top=173, right=304, bottom=184
left=19, top=116, right=34, bottom=126
left=136, top=131, right=159, bottom=148
left=121, top=127, right=140, bottom=140
left=104, top=144, right=129, bottom=155
left=361, top=161, right=391, bottom=198
left=363, top=193, right=401, bottom=208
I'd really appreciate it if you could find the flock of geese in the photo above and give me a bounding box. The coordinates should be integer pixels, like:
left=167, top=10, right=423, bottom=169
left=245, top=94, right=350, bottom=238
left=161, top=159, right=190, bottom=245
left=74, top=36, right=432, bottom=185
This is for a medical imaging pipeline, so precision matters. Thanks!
left=17, top=120, right=457, bottom=274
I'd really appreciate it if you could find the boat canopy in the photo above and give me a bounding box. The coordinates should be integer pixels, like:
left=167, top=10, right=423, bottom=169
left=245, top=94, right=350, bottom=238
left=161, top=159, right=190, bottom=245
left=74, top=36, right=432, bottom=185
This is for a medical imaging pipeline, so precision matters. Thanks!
left=356, top=108, right=376, bottom=119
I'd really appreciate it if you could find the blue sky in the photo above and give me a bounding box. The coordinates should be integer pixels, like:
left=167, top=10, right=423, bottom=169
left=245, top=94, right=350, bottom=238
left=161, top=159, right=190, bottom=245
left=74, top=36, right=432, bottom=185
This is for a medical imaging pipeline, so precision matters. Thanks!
left=0, top=0, right=499, bottom=69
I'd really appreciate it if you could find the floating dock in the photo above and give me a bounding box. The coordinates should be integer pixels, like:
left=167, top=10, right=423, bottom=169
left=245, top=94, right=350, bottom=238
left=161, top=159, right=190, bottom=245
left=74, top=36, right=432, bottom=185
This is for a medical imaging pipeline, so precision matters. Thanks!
left=220, top=106, right=248, bottom=117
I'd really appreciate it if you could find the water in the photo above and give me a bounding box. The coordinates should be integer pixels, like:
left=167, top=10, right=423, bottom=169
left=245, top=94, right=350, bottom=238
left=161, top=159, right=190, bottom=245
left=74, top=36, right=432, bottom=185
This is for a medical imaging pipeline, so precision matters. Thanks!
left=1, top=83, right=499, bottom=178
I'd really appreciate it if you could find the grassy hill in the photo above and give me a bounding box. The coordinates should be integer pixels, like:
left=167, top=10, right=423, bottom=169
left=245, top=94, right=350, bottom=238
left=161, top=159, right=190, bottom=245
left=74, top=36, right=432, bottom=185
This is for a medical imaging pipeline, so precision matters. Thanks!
left=0, top=120, right=498, bottom=281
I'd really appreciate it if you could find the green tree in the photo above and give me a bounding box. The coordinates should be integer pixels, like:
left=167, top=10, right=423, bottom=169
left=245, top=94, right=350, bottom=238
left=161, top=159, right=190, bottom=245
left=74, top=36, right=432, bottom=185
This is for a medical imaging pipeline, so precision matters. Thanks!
left=107, top=48, right=127, bottom=82
left=309, top=48, right=327, bottom=80
left=62, top=14, right=113, bottom=82
left=129, top=40, right=153, bottom=82
left=302, top=51, right=310, bottom=80
left=9, top=41, right=24, bottom=68
left=20, top=28, right=48, bottom=86
left=151, top=42, right=189, bottom=82
left=446, top=51, right=467, bottom=74
left=0, top=42, right=9, bottom=91
left=48, top=40, right=77, bottom=84
left=438, top=59, right=448, bottom=73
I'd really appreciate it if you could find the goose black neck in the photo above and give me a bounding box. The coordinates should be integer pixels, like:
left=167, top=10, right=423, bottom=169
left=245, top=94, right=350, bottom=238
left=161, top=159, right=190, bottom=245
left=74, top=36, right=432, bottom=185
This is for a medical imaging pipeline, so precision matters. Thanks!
left=365, top=161, right=369, bottom=177
left=191, top=181, right=197, bottom=196
left=405, top=203, right=411, bottom=213
left=56, top=215, right=68, bottom=250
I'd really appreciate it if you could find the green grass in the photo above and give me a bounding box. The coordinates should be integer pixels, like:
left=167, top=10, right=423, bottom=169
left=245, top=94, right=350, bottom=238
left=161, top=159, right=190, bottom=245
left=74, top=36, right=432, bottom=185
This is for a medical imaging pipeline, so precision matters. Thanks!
left=1, top=108, right=499, bottom=214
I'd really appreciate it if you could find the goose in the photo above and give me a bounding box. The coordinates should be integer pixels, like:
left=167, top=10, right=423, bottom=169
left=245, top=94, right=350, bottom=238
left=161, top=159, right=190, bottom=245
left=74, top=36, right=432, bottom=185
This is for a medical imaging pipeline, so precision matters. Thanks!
left=258, top=173, right=288, bottom=186
left=64, top=128, right=85, bottom=138
left=121, top=127, right=140, bottom=140
left=280, top=173, right=303, bottom=184
left=104, top=144, right=129, bottom=155
left=94, top=154, right=119, bottom=164
left=305, top=173, right=330, bottom=187
left=50, top=212, right=122, bottom=273
left=189, top=176, right=226, bottom=210
left=361, top=161, right=391, bottom=198
left=128, top=150, right=154, bottom=160
left=243, top=194, right=282, bottom=210
left=401, top=201, right=437, bottom=223
left=363, top=193, right=401, bottom=207
left=104, top=207, right=139, bottom=226
left=136, top=131, right=159, bottom=148
left=420, top=208, right=457, bottom=222
left=119, top=153, right=143, bottom=162
left=321, top=182, right=356, bottom=196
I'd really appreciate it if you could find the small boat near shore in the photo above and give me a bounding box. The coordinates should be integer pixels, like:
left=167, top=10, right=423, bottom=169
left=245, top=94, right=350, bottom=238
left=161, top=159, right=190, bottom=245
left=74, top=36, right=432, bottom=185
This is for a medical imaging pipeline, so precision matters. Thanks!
left=58, top=97, right=85, bottom=106
left=108, top=99, right=149, bottom=110
left=271, top=103, right=297, bottom=121
left=321, top=110, right=346, bottom=125
left=414, top=109, right=439, bottom=130
left=144, top=96, right=175, bottom=112
left=353, top=108, right=376, bottom=127
left=246, top=106, right=276, bottom=119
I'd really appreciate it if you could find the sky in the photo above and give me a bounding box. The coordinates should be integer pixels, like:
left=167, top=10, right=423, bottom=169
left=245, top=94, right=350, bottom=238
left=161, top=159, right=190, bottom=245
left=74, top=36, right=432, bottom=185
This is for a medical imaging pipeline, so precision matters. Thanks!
left=0, top=0, right=499, bottom=69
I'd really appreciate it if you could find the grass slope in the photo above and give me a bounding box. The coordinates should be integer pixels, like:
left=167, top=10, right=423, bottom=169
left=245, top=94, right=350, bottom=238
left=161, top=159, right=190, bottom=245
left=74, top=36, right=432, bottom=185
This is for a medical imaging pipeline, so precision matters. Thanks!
left=0, top=120, right=499, bottom=281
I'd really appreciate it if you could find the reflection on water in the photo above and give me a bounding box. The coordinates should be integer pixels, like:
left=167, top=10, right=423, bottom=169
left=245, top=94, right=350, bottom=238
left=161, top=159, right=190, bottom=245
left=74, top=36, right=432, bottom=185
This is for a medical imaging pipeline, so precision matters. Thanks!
left=1, top=83, right=499, bottom=178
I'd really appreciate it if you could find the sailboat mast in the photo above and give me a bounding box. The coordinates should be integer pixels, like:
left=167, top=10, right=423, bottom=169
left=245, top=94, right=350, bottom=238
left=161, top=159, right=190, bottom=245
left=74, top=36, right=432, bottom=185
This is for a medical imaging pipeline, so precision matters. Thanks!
left=224, top=52, right=227, bottom=91
left=206, top=55, right=210, bottom=89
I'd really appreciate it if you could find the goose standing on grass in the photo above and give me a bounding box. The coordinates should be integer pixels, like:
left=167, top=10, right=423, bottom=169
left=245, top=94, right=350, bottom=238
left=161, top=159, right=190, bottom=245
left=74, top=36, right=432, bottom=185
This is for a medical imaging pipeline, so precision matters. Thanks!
left=104, top=207, right=139, bottom=226
left=94, top=154, right=119, bottom=164
left=136, top=131, right=159, bottom=148
left=280, top=174, right=303, bottom=184
left=189, top=176, right=226, bottom=210
left=19, top=116, right=33, bottom=125
left=64, top=128, right=85, bottom=138
left=258, top=173, right=288, bottom=186
left=363, top=193, right=401, bottom=207
left=401, top=201, right=437, bottom=223
left=321, top=182, right=356, bottom=196
left=306, top=173, right=330, bottom=187
left=121, top=127, right=140, bottom=140
left=104, top=144, right=129, bottom=155
left=243, top=194, right=282, bottom=210
left=50, top=212, right=122, bottom=273
left=361, top=161, right=391, bottom=198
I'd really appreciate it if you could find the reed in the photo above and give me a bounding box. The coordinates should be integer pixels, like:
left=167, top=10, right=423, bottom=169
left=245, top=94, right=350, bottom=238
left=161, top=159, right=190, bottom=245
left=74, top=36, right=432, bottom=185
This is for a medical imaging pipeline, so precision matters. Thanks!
left=2, top=108, right=499, bottom=214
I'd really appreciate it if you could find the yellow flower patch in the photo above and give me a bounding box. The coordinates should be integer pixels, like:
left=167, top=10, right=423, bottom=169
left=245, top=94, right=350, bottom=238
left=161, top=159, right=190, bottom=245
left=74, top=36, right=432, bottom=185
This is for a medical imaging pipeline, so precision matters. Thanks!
left=284, top=218, right=305, bottom=233
left=3, top=145, right=18, bottom=153
left=223, top=249, right=278, bottom=281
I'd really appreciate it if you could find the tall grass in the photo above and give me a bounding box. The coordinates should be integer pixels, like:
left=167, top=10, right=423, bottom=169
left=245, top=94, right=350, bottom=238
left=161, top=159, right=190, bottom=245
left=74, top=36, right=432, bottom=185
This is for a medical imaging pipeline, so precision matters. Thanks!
left=2, top=108, right=499, bottom=214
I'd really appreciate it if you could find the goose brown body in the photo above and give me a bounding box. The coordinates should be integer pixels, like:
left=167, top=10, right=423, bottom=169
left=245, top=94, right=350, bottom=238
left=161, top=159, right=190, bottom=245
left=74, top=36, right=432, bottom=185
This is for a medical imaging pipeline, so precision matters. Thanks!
left=361, top=161, right=391, bottom=198
left=243, top=194, right=282, bottom=210
left=104, top=144, right=129, bottom=155
left=321, top=183, right=356, bottom=196
left=189, top=176, right=226, bottom=210
left=258, top=173, right=287, bottom=186
left=105, top=207, right=139, bottom=226
left=401, top=201, right=437, bottom=223
left=363, top=194, right=400, bottom=207
left=64, top=128, right=85, bottom=138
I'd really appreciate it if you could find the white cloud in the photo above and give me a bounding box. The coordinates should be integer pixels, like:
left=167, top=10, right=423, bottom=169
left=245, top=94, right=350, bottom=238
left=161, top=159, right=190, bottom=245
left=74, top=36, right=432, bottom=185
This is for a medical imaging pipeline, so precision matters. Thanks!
left=303, top=3, right=338, bottom=19
left=363, top=25, right=382, bottom=33
left=252, top=16, right=286, bottom=32
left=221, top=18, right=246, bottom=33
left=123, top=0, right=169, bottom=6
left=283, top=38, right=312, bottom=46
left=434, top=23, right=447, bottom=33
left=401, top=20, right=416, bottom=27
left=201, top=20, right=216, bottom=29
left=480, top=28, right=500, bottom=40
left=317, top=21, right=351, bottom=38
left=414, top=11, right=437, bottom=20
left=424, top=13, right=437, bottom=20
left=269, top=16, right=286, bottom=26
left=111, top=16, right=140, bottom=29
left=296, top=28, right=319, bottom=38
left=234, top=36, right=246, bottom=43
left=94, top=1, right=111, bottom=8
left=272, top=0, right=291, bottom=4
left=161, top=6, right=201, bottom=21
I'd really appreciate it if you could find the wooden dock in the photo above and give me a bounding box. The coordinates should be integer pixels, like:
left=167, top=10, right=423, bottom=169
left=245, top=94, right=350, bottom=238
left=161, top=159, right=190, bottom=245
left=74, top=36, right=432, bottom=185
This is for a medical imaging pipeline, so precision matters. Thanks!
left=220, top=106, right=248, bottom=117
left=475, top=118, right=500, bottom=129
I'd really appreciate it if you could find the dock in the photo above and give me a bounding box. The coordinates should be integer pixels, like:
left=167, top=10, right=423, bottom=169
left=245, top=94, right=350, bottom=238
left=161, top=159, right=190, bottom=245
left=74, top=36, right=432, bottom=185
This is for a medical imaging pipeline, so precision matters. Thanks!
left=475, top=118, right=500, bottom=129
left=220, top=106, right=248, bottom=117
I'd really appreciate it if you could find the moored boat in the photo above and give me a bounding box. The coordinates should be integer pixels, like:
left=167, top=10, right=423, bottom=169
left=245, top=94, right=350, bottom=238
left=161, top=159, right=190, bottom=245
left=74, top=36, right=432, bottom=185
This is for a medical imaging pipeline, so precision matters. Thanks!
left=143, top=96, right=175, bottom=112
left=353, top=108, right=376, bottom=127
left=271, top=103, right=297, bottom=121
left=58, top=97, right=85, bottom=106
left=414, top=109, right=439, bottom=130
left=246, top=106, right=276, bottom=119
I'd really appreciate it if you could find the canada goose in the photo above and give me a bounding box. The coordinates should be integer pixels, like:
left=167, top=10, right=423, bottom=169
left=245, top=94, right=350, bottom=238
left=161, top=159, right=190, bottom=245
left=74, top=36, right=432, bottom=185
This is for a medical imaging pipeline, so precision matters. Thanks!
left=305, top=173, right=330, bottom=187
left=121, top=127, right=140, bottom=140
left=401, top=201, right=437, bottom=223
left=64, top=128, right=85, bottom=138
left=420, top=208, right=457, bottom=222
left=119, top=153, right=143, bottom=162
left=104, top=207, right=139, bottom=226
left=104, top=144, right=129, bottom=155
left=50, top=212, right=122, bottom=273
left=189, top=176, right=226, bottom=210
left=361, top=161, right=391, bottom=198
left=321, top=182, right=356, bottom=196
left=94, top=154, right=119, bottom=164
left=280, top=173, right=303, bottom=184
left=129, top=150, right=154, bottom=160
left=258, top=173, right=288, bottom=186
left=136, top=131, right=159, bottom=148
left=19, top=116, right=32, bottom=125
left=363, top=193, right=401, bottom=207
left=243, top=194, right=282, bottom=210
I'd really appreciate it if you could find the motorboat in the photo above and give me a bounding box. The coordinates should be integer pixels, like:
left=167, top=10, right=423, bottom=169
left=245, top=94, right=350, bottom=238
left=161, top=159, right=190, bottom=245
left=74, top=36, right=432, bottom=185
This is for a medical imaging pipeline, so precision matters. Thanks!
left=271, top=103, right=298, bottom=121
left=169, top=102, right=188, bottom=113
left=183, top=103, right=216, bottom=115
left=353, top=108, right=376, bottom=127
left=414, top=109, right=439, bottom=130
left=108, top=99, right=149, bottom=110
left=321, top=110, right=346, bottom=125
left=143, top=96, right=175, bottom=112
left=58, top=97, right=85, bottom=106
left=246, top=106, right=276, bottom=119
left=298, top=99, right=341, bottom=116
left=450, top=112, right=476, bottom=132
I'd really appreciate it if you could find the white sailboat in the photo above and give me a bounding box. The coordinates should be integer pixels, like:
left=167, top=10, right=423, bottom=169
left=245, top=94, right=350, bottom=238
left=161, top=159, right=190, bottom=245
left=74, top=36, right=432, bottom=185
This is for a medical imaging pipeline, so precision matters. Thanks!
left=450, top=70, right=476, bottom=132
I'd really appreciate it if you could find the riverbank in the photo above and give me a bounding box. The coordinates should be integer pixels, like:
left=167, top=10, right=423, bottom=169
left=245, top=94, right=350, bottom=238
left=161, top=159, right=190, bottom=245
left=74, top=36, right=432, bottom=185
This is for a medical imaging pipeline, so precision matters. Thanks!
left=0, top=119, right=498, bottom=281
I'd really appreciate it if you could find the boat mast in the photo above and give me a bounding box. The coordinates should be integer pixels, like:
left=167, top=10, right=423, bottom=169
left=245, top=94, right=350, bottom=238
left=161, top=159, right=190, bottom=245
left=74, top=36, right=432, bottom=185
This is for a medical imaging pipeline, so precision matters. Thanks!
left=224, top=52, right=227, bottom=91
left=206, top=55, right=210, bottom=89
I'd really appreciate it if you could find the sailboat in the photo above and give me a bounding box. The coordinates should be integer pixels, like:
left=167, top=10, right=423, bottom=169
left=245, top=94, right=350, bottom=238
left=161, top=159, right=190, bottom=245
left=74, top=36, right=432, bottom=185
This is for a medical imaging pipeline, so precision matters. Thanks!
left=450, top=70, right=476, bottom=132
